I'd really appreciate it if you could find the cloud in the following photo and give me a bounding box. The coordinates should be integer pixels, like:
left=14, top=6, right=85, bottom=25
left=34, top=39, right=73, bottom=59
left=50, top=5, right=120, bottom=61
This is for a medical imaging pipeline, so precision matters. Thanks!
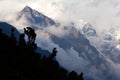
left=34, top=25, right=120, bottom=80
left=58, top=0, right=120, bottom=33
left=1, top=0, right=120, bottom=33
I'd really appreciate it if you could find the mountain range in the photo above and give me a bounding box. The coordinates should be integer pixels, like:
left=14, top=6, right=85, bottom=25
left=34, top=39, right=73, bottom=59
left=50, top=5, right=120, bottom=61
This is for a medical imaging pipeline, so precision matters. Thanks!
left=3, top=6, right=120, bottom=80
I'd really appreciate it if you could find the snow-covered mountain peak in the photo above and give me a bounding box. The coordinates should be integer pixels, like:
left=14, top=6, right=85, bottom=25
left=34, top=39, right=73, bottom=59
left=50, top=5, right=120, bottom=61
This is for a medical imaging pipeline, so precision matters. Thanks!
left=77, top=19, right=87, bottom=29
left=83, top=23, right=93, bottom=29
left=104, top=27, right=120, bottom=41
left=20, top=6, right=43, bottom=18
left=81, top=23, right=97, bottom=37
left=6, top=6, right=56, bottom=30
left=21, top=6, right=33, bottom=13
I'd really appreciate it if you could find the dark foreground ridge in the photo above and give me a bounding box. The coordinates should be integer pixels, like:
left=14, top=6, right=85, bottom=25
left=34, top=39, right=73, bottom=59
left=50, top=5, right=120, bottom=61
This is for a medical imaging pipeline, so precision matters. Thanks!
left=0, top=24, right=84, bottom=80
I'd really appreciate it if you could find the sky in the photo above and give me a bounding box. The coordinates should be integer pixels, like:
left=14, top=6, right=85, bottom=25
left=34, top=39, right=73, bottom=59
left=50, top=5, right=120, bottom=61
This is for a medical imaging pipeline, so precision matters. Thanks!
left=1, top=0, right=120, bottom=32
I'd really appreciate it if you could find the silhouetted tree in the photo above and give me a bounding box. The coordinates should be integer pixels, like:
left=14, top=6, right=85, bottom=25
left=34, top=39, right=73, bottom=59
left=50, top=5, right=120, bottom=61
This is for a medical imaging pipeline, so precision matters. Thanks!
left=49, top=48, right=57, bottom=59
left=24, top=27, right=36, bottom=45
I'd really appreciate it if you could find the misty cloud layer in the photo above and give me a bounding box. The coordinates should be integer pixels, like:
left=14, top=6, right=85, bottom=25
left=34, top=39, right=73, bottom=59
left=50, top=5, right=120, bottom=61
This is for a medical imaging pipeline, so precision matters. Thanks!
left=34, top=26, right=120, bottom=80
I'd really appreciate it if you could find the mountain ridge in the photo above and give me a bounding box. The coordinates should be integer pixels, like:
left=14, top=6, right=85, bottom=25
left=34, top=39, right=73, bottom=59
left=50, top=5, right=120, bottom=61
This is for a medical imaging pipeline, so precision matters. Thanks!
left=18, top=6, right=56, bottom=28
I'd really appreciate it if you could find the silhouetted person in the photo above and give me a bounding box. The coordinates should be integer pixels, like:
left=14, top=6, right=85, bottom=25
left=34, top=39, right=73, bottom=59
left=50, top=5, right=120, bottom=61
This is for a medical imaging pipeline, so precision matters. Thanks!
left=24, top=27, right=36, bottom=45
left=78, top=72, right=84, bottom=80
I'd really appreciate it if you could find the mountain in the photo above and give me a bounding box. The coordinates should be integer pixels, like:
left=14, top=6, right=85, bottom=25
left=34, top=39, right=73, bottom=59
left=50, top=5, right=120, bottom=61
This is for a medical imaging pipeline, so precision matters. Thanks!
left=81, top=24, right=120, bottom=64
left=0, top=22, right=20, bottom=40
left=74, top=21, right=120, bottom=64
left=81, top=23, right=97, bottom=37
left=100, top=27, right=120, bottom=63
left=3, top=6, right=120, bottom=80
left=16, top=6, right=55, bottom=28
left=48, top=25, right=116, bottom=80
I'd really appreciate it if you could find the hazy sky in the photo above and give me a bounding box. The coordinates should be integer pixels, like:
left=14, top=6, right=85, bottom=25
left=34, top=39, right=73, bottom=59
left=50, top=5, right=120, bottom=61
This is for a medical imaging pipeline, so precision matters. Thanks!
left=1, top=0, right=120, bottom=32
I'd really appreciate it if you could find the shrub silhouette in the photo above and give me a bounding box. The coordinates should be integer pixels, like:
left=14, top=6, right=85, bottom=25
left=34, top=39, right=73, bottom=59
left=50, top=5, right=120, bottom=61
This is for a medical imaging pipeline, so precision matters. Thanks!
left=0, top=27, right=85, bottom=80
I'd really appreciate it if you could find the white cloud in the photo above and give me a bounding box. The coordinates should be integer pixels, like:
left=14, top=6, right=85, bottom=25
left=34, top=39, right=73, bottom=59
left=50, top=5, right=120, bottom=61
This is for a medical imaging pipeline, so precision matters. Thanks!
left=35, top=28, right=120, bottom=80
left=1, top=0, right=120, bottom=33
